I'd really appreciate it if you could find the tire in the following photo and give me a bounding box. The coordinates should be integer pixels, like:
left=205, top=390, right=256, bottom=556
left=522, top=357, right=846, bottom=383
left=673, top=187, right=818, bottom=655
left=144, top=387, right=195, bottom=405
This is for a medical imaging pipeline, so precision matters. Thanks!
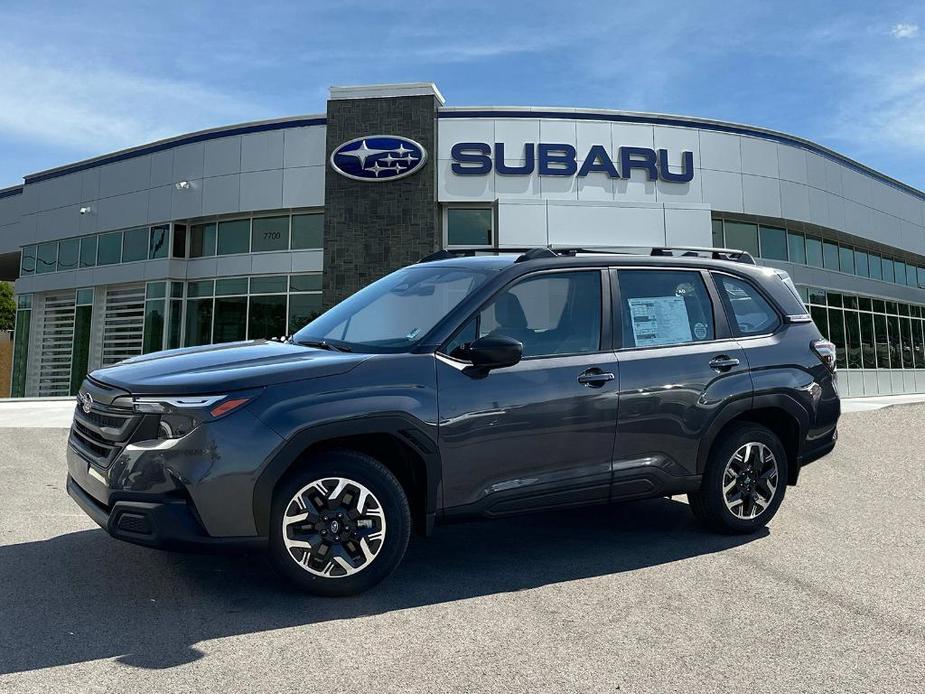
left=269, top=449, right=411, bottom=597
left=688, top=423, right=789, bottom=534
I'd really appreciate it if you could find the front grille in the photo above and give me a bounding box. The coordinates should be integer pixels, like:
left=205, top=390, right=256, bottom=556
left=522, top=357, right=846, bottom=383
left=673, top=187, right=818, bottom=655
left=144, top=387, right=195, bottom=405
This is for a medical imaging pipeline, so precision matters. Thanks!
left=82, top=409, right=129, bottom=429
left=69, top=397, right=142, bottom=468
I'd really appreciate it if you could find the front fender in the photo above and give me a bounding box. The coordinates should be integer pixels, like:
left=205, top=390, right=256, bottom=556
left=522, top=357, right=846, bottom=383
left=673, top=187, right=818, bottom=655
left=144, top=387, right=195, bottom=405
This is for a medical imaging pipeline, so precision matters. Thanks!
left=252, top=414, right=441, bottom=537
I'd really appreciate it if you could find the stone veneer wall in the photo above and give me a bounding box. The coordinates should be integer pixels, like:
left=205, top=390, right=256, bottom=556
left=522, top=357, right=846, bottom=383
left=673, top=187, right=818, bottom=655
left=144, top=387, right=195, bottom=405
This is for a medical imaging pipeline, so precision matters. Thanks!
left=322, top=94, right=441, bottom=308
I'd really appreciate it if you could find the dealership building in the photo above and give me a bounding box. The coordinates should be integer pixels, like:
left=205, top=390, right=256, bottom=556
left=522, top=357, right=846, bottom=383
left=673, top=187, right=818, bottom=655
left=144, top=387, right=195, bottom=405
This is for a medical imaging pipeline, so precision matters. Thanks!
left=1, top=81, right=925, bottom=398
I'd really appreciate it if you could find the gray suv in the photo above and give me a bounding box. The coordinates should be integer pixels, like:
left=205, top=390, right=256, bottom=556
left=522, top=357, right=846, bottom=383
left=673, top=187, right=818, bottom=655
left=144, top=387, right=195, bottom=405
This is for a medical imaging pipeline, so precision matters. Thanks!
left=66, top=246, right=840, bottom=596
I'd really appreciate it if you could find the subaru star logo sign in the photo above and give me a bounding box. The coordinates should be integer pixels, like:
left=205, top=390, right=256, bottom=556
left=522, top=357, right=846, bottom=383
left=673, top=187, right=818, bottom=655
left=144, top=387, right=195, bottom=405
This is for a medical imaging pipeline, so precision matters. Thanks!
left=330, top=135, right=427, bottom=182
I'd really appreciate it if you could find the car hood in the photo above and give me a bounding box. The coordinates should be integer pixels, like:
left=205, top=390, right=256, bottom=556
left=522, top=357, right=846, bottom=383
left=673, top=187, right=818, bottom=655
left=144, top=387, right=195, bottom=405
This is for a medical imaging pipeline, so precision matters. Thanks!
left=90, top=340, right=372, bottom=395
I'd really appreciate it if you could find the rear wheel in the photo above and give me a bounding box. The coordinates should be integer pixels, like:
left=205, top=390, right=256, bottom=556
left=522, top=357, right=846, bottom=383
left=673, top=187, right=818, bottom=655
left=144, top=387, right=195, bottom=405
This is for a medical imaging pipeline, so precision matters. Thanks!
left=269, top=449, right=411, bottom=596
left=689, top=423, right=788, bottom=534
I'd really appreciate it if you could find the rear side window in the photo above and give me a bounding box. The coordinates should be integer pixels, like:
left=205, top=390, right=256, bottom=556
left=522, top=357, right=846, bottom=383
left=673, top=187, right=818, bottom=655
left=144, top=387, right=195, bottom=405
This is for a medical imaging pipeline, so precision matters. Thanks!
left=618, top=270, right=715, bottom=348
left=715, top=274, right=780, bottom=336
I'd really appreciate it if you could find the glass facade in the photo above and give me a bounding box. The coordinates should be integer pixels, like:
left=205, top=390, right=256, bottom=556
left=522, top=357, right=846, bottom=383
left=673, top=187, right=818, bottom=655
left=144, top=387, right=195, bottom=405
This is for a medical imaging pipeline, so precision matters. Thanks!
left=10, top=295, right=31, bottom=398
left=18, top=213, right=323, bottom=276
left=96, top=273, right=323, bottom=353
left=446, top=208, right=493, bottom=246
left=801, top=285, right=925, bottom=372
left=70, top=289, right=94, bottom=394
left=713, top=218, right=925, bottom=289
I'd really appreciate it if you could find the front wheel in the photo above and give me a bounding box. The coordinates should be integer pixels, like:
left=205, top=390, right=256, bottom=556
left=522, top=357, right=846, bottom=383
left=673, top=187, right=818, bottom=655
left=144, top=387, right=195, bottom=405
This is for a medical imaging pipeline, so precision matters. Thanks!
left=688, top=423, right=788, bottom=534
left=269, top=449, right=411, bottom=596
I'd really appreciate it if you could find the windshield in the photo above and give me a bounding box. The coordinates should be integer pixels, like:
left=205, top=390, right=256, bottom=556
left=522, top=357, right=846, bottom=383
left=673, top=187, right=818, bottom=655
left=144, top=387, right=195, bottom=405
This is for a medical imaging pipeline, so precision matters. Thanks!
left=292, top=265, right=492, bottom=352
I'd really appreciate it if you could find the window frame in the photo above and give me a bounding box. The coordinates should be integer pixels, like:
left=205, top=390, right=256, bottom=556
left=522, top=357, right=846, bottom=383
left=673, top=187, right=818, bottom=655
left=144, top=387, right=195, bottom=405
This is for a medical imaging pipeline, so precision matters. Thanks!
left=438, top=267, right=611, bottom=362
left=611, top=266, right=731, bottom=352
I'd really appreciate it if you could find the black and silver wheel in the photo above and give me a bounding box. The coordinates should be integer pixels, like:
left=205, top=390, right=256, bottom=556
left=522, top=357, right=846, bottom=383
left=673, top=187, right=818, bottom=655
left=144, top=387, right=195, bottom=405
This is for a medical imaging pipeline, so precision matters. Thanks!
left=689, top=423, right=788, bottom=534
left=269, top=449, right=410, bottom=596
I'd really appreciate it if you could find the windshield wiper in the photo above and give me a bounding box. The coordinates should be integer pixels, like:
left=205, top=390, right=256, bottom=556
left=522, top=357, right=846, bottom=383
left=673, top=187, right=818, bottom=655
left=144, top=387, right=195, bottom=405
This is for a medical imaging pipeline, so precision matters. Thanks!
left=292, top=338, right=352, bottom=352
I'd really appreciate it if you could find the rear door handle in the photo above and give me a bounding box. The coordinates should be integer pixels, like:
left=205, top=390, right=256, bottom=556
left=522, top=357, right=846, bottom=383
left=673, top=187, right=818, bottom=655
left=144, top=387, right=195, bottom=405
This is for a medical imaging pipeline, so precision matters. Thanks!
left=709, top=355, right=740, bottom=371
left=578, top=369, right=615, bottom=387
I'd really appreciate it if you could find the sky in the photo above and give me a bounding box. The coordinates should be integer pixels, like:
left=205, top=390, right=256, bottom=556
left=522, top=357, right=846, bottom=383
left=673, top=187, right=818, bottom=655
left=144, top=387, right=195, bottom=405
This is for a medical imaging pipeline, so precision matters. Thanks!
left=0, top=0, right=923, bottom=189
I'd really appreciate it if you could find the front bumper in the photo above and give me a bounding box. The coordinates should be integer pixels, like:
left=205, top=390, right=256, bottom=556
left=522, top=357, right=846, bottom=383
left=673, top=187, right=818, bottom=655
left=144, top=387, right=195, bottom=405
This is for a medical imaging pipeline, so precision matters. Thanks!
left=67, top=474, right=266, bottom=552
left=66, top=392, right=285, bottom=540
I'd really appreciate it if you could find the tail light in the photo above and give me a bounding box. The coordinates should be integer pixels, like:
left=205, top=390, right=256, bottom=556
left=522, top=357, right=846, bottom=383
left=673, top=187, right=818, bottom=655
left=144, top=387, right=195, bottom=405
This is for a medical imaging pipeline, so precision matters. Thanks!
left=812, top=339, right=837, bottom=372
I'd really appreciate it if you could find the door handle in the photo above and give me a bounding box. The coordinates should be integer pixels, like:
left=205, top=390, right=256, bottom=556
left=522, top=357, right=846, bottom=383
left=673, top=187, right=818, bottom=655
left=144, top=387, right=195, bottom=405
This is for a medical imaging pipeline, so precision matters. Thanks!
left=709, top=355, right=740, bottom=371
left=578, top=369, right=615, bottom=387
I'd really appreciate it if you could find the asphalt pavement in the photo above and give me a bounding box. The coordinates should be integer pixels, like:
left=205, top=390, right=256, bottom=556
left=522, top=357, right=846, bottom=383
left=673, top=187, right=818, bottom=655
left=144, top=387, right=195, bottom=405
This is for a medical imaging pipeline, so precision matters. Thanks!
left=0, top=405, right=922, bottom=693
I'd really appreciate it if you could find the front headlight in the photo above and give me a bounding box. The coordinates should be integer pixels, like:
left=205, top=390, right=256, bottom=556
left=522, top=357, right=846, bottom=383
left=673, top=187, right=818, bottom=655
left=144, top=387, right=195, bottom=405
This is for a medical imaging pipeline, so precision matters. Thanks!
left=132, top=391, right=261, bottom=440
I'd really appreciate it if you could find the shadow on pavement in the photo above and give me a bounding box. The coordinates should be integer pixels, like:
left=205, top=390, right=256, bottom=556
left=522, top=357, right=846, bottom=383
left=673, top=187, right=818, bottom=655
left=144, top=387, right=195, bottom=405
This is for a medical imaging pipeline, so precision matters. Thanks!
left=0, top=497, right=765, bottom=674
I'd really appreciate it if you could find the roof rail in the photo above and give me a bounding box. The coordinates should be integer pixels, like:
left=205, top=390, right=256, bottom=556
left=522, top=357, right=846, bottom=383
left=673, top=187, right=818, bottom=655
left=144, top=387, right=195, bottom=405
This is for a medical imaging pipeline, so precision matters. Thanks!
left=514, top=247, right=558, bottom=262
left=649, top=246, right=756, bottom=264
left=417, top=247, right=534, bottom=263
left=418, top=245, right=757, bottom=265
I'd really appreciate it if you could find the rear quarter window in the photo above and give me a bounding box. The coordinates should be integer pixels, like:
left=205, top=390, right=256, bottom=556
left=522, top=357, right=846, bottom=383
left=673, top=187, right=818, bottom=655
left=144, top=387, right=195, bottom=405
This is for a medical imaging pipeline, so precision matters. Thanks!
left=715, top=274, right=781, bottom=336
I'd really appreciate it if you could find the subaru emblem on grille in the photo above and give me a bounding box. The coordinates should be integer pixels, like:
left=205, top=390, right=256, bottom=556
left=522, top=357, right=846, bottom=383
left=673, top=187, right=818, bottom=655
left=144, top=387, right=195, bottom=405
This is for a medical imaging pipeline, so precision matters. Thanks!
left=79, top=392, right=93, bottom=414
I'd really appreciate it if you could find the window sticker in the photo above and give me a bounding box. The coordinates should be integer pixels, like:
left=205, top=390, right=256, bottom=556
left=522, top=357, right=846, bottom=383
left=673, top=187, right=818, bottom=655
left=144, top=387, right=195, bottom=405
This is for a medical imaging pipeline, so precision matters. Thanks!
left=693, top=322, right=708, bottom=340
left=627, top=296, right=693, bottom=347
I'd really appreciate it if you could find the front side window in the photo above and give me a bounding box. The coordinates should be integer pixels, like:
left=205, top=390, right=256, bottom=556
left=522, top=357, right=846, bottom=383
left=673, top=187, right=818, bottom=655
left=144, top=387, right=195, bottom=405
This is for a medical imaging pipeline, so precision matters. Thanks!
left=715, top=274, right=780, bottom=336
left=619, top=270, right=714, bottom=348
left=475, top=271, right=601, bottom=358
left=295, top=266, right=491, bottom=352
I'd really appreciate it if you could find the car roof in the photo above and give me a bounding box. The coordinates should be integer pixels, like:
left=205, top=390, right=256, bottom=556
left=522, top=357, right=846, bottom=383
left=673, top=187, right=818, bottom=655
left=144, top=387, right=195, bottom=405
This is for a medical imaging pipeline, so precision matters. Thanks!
left=417, top=251, right=780, bottom=282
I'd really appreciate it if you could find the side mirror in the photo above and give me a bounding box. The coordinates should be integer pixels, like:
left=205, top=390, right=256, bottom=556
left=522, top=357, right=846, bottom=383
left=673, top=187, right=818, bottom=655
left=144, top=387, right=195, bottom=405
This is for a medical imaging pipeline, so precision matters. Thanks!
left=467, top=335, right=523, bottom=370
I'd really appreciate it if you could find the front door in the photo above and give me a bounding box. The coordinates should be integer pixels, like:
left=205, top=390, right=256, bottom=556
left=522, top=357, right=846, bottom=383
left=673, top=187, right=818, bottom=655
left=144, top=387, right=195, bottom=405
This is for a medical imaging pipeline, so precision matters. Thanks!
left=611, top=268, right=751, bottom=486
left=437, top=268, right=620, bottom=515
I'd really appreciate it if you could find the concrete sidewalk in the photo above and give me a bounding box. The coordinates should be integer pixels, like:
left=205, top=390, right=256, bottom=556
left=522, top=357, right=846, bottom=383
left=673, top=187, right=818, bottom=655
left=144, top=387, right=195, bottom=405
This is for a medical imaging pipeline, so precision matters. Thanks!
left=0, top=393, right=923, bottom=427
left=0, top=399, right=77, bottom=428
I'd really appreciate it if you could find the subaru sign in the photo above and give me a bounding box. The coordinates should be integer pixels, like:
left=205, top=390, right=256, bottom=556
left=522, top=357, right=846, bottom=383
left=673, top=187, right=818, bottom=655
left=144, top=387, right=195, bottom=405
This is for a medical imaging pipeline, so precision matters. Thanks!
left=330, top=135, right=427, bottom=181
left=450, top=142, right=694, bottom=182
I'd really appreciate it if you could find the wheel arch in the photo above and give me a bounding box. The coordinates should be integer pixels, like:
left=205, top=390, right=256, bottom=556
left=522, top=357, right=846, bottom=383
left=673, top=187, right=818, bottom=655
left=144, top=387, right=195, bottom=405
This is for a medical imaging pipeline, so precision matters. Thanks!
left=254, top=415, right=441, bottom=538
left=698, top=394, right=809, bottom=485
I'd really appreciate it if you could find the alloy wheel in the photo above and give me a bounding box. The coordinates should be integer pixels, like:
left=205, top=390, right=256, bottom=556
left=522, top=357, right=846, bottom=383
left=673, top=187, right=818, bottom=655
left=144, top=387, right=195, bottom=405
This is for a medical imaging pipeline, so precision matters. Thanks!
left=722, top=442, right=779, bottom=520
left=282, top=476, right=386, bottom=578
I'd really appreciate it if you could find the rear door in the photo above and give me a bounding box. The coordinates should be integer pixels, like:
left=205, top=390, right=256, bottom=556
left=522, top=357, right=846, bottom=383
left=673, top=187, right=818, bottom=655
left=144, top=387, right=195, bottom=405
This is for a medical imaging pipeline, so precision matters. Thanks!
left=610, top=267, right=751, bottom=492
left=436, top=268, right=620, bottom=515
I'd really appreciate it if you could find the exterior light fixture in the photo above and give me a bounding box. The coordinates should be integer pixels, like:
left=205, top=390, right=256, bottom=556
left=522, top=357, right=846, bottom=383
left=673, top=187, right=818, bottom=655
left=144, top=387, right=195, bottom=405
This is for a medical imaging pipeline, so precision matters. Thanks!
left=175, top=180, right=191, bottom=191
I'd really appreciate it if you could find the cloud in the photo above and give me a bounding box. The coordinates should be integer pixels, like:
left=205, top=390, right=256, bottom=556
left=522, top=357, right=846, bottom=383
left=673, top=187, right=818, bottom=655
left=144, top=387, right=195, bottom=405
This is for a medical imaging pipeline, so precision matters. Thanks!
left=890, top=23, right=919, bottom=39
left=0, top=43, right=272, bottom=166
